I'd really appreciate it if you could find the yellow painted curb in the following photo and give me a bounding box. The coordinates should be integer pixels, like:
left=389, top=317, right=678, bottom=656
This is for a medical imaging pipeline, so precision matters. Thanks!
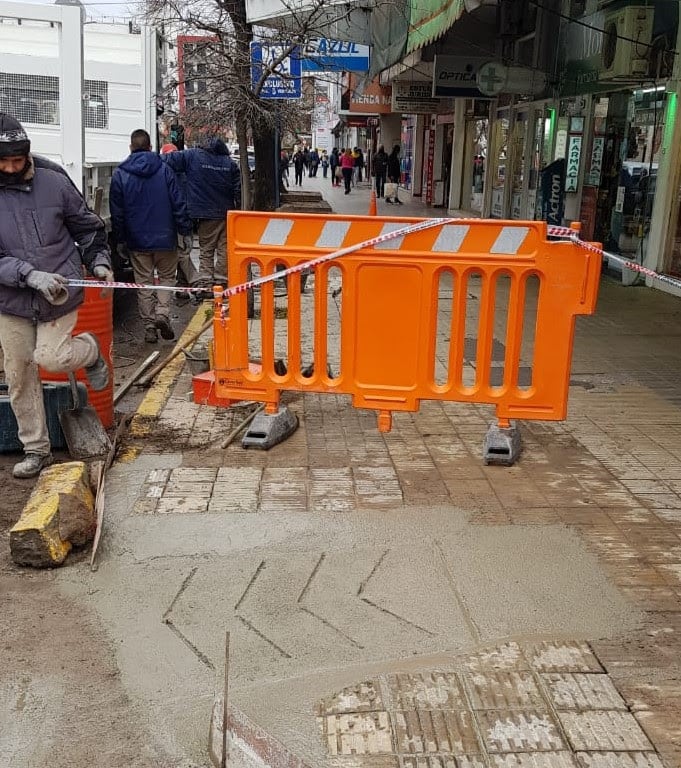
left=10, top=461, right=95, bottom=567
left=121, top=304, right=211, bottom=462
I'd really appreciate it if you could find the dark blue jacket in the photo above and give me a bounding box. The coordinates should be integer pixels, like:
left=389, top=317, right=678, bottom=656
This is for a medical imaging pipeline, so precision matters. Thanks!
left=110, top=150, right=192, bottom=252
left=162, top=139, right=241, bottom=220
left=0, top=159, right=110, bottom=321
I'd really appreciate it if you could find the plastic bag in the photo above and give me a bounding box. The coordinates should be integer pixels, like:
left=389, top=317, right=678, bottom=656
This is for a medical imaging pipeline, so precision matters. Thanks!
left=335, top=166, right=343, bottom=179
left=384, top=182, right=398, bottom=198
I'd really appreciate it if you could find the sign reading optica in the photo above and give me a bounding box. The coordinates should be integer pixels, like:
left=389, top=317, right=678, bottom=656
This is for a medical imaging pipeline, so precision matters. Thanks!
left=250, top=42, right=302, bottom=99
left=302, top=39, right=370, bottom=72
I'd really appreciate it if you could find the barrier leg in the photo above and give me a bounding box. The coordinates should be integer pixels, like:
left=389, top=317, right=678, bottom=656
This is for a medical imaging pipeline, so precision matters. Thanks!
left=242, top=406, right=299, bottom=450
left=483, top=420, right=521, bottom=466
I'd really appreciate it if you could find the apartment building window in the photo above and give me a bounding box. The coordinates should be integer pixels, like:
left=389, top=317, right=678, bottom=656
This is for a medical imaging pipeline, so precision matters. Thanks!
left=0, top=72, right=109, bottom=128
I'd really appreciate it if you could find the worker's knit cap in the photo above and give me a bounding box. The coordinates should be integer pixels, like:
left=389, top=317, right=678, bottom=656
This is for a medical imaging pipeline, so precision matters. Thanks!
left=0, top=113, right=30, bottom=157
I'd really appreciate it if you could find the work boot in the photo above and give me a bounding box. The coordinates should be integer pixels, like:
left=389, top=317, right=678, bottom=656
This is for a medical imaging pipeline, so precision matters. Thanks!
left=81, top=332, right=110, bottom=391
left=13, top=452, right=53, bottom=479
left=155, top=317, right=175, bottom=341
left=144, top=326, right=158, bottom=344
left=174, top=290, right=190, bottom=306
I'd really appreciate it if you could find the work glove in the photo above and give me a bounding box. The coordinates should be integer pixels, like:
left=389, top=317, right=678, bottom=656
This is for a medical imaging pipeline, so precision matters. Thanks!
left=93, top=265, right=115, bottom=298
left=93, top=265, right=114, bottom=283
left=26, top=270, right=69, bottom=305
left=179, top=234, right=193, bottom=253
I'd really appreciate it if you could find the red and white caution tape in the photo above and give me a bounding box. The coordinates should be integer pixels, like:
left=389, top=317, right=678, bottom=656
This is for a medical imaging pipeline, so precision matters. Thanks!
left=67, top=217, right=455, bottom=297
left=546, top=225, right=681, bottom=292
left=68, top=218, right=681, bottom=296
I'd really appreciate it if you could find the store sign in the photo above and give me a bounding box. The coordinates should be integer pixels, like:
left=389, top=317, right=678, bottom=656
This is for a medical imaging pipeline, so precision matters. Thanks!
left=348, top=77, right=392, bottom=114
left=433, top=56, right=490, bottom=98
left=425, top=129, right=435, bottom=204
left=392, top=81, right=444, bottom=114
left=565, top=135, right=582, bottom=192
left=301, top=39, right=370, bottom=73
left=540, top=158, right=566, bottom=226
left=250, top=42, right=301, bottom=99
left=587, top=136, right=604, bottom=186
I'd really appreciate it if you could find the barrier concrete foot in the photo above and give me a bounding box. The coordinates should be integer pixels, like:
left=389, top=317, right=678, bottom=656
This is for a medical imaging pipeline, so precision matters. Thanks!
left=483, top=421, right=521, bottom=466
left=242, top=406, right=298, bottom=450
left=10, top=461, right=96, bottom=567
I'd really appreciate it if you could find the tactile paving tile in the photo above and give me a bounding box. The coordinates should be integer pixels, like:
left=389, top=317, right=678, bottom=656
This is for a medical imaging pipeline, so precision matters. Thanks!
left=559, top=712, right=654, bottom=751
left=317, top=681, right=385, bottom=716
left=490, top=754, right=579, bottom=768
left=526, top=642, right=603, bottom=673
left=540, top=674, right=626, bottom=711
left=391, top=709, right=480, bottom=755
left=387, top=673, right=467, bottom=710
left=476, top=710, right=565, bottom=753
left=575, top=753, right=665, bottom=768
left=464, top=671, right=544, bottom=710
left=321, top=711, right=394, bottom=755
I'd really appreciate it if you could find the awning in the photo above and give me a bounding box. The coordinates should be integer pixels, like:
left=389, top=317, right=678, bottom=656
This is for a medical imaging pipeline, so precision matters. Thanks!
left=369, top=0, right=467, bottom=76
left=406, top=0, right=467, bottom=54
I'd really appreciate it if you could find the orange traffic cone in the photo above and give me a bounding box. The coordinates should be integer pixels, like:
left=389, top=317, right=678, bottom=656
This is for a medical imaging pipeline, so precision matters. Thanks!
left=368, top=189, right=377, bottom=216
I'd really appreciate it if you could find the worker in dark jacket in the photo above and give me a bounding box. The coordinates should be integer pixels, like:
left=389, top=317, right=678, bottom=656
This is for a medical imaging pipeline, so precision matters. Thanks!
left=110, top=129, right=192, bottom=344
left=0, top=113, right=112, bottom=479
left=162, top=137, right=240, bottom=290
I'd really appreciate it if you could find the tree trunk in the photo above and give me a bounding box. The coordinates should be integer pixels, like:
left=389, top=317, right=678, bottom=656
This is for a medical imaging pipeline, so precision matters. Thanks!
left=236, top=119, right=251, bottom=209
left=252, top=121, right=276, bottom=211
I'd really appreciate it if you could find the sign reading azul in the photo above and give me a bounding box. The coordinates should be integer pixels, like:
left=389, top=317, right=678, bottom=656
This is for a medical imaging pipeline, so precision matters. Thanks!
left=302, top=38, right=370, bottom=72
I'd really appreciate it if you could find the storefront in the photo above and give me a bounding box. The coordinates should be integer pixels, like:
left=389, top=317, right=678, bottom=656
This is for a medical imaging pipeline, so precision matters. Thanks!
left=488, top=101, right=552, bottom=220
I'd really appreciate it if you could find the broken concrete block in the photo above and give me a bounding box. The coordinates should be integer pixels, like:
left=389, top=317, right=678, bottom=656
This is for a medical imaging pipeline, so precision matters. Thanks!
left=10, top=461, right=96, bottom=567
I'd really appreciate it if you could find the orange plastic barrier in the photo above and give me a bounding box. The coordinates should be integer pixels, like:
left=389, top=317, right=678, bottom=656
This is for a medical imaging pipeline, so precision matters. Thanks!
left=40, top=284, right=114, bottom=428
left=193, top=212, right=601, bottom=432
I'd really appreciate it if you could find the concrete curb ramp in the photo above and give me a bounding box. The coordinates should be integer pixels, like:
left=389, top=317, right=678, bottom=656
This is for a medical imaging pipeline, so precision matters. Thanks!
left=10, top=461, right=95, bottom=567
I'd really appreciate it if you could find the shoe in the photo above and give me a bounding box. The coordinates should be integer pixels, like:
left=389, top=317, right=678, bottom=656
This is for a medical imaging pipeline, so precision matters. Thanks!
left=175, top=291, right=190, bottom=306
left=13, top=452, right=53, bottom=479
left=344, top=190, right=349, bottom=195
left=155, top=317, right=175, bottom=341
left=81, top=332, right=110, bottom=391
left=144, top=326, right=158, bottom=344
left=395, top=199, right=403, bottom=205
left=386, top=199, right=393, bottom=204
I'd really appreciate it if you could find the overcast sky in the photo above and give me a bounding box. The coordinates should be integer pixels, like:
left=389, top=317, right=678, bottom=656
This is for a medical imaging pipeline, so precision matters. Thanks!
left=4, top=0, right=140, bottom=21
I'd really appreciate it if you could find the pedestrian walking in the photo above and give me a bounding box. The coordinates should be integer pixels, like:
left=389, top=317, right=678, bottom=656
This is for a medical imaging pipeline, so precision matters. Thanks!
left=329, top=148, right=341, bottom=186
left=309, top=148, right=319, bottom=178
left=372, top=145, right=388, bottom=198
left=111, top=129, right=193, bottom=344
left=320, top=150, right=329, bottom=178
left=340, top=148, right=354, bottom=194
left=0, top=113, right=113, bottom=479
left=162, top=136, right=240, bottom=292
left=293, top=149, right=305, bottom=186
left=160, top=142, right=199, bottom=306
left=280, top=149, right=290, bottom=186
left=302, top=147, right=310, bottom=176
left=352, top=147, right=364, bottom=183
left=385, top=144, right=403, bottom=204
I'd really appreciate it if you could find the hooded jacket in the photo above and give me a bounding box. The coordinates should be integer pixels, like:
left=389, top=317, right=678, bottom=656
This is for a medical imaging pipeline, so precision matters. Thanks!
left=162, top=138, right=241, bottom=220
left=0, top=158, right=110, bottom=321
left=110, top=150, right=192, bottom=252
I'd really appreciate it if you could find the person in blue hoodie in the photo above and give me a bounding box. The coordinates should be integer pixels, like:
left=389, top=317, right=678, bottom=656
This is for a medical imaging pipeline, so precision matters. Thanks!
left=162, top=136, right=240, bottom=292
left=110, top=129, right=192, bottom=344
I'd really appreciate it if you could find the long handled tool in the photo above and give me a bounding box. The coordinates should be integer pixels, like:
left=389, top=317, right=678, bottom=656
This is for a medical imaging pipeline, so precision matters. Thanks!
left=58, top=373, right=112, bottom=459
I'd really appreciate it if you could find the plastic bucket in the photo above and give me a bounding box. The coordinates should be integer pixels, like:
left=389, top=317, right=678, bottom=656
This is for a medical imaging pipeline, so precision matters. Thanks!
left=40, top=284, right=114, bottom=428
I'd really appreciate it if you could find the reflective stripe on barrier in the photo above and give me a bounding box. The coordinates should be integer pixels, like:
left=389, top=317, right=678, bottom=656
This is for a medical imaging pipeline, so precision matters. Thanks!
left=193, top=212, right=602, bottom=432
